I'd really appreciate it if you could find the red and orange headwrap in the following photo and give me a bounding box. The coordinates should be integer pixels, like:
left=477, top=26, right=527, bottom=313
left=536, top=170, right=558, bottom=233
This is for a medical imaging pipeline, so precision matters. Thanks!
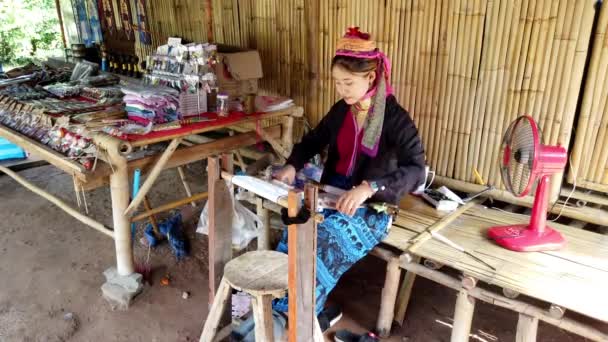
left=335, top=27, right=392, bottom=157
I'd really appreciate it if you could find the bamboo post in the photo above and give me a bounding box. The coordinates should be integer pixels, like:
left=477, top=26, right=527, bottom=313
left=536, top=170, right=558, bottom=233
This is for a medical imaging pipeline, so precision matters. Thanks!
left=376, top=256, right=402, bottom=337
left=516, top=314, right=539, bottom=342
left=450, top=289, right=476, bottom=342
left=101, top=137, right=134, bottom=276
left=393, top=256, right=420, bottom=326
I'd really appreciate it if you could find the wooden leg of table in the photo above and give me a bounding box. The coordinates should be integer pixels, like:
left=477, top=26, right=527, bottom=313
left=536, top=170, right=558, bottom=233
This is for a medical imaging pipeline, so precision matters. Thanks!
left=288, top=186, right=318, bottom=342
left=252, top=294, right=275, bottom=342
left=257, top=198, right=271, bottom=250
left=516, top=314, right=539, bottom=342
left=207, top=156, right=233, bottom=305
left=394, top=256, right=421, bottom=326
left=377, top=257, right=402, bottom=337
left=109, top=154, right=134, bottom=276
left=199, top=277, right=231, bottom=342
left=451, top=290, right=476, bottom=342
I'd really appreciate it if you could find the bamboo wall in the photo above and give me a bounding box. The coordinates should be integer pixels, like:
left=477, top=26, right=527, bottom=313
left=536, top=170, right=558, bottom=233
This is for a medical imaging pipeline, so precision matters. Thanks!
left=136, top=0, right=601, bottom=192
left=570, top=1, right=608, bottom=193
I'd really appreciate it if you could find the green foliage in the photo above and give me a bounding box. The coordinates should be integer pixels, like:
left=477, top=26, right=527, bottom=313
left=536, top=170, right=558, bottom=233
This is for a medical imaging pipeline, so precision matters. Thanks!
left=0, top=0, right=63, bottom=68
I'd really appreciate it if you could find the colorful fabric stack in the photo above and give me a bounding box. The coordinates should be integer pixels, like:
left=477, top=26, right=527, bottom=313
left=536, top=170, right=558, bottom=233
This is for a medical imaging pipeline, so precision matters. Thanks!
left=121, top=85, right=180, bottom=124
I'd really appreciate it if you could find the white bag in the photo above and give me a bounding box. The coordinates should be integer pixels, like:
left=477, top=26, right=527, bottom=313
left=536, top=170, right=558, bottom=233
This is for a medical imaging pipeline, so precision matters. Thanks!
left=196, top=189, right=262, bottom=250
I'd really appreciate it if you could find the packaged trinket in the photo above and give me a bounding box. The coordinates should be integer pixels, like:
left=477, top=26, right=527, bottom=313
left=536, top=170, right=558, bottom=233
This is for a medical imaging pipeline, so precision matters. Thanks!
left=216, top=93, right=229, bottom=117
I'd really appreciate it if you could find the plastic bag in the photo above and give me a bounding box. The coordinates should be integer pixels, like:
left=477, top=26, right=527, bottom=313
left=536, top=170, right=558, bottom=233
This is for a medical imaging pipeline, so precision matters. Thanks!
left=197, top=189, right=262, bottom=250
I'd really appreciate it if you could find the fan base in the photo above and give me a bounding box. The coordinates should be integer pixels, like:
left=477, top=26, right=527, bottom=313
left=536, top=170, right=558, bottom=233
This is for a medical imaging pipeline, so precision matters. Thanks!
left=488, top=225, right=566, bottom=252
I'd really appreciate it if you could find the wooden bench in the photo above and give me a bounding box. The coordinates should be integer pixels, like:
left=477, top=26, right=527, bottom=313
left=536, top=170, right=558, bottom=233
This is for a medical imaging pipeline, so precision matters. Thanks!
left=373, top=196, right=608, bottom=341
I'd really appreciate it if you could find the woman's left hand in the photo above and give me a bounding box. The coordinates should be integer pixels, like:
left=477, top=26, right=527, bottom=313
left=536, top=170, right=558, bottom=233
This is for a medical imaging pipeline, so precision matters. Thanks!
left=336, top=183, right=374, bottom=216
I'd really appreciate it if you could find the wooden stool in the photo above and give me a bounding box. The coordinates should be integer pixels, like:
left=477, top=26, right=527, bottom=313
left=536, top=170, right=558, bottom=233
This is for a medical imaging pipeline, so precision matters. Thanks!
left=200, top=250, right=288, bottom=342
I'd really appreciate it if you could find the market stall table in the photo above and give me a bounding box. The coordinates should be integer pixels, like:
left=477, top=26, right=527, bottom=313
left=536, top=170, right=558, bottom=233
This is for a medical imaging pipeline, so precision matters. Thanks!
left=0, top=105, right=301, bottom=307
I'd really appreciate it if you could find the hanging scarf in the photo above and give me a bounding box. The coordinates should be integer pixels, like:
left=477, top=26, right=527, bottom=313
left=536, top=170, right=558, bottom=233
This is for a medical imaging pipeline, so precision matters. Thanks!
left=335, top=27, right=393, bottom=157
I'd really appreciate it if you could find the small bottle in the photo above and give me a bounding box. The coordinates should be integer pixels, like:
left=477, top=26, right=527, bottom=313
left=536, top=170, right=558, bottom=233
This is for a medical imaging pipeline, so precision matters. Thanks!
left=216, top=93, right=229, bottom=117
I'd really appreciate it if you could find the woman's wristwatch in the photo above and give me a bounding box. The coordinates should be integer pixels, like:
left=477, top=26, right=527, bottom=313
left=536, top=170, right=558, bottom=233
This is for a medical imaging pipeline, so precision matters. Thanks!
left=362, top=180, right=384, bottom=197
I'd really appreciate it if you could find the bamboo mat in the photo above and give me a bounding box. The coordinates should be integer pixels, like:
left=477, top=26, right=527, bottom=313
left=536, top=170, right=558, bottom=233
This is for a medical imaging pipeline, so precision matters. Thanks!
left=383, top=197, right=608, bottom=323
left=570, top=1, right=608, bottom=193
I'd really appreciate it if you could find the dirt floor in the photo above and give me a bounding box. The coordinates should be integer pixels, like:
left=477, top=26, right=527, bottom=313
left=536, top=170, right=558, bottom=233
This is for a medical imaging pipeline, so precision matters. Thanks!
left=0, top=163, right=606, bottom=341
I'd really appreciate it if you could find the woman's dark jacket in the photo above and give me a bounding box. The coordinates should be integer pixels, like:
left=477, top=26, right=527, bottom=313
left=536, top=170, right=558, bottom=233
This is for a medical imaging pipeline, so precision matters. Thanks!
left=286, top=95, right=426, bottom=205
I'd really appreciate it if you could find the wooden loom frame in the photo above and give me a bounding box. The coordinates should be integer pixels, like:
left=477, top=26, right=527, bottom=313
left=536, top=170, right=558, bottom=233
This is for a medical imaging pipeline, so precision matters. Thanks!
left=205, top=158, right=324, bottom=341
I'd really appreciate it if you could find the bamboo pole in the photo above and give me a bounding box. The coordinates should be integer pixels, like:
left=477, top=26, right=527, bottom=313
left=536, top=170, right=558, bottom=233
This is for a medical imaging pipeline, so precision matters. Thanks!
left=142, top=196, right=160, bottom=235
left=401, top=0, right=412, bottom=110
left=426, top=0, right=444, bottom=172
left=438, top=0, right=460, bottom=176
left=391, top=0, right=405, bottom=102
left=550, top=0, right=586, bottom=144
left=518, top=0, right=544, bottom=117
left=376, top=257, right=402, bottom=338
left=484, top=0, right=514, bottom=186
left=177, top=166, right=196, bottom=207
left=412, top=0, right=424, bottom=123
left=487, top=0, right=528, bottom=188
left=131, top=192, right=208, bottom=222
left=446, top=0, right=466, bottom=178
left=470, top=0, right=498, bottom=184
left=532, top=0, right=559, bottom=121
left=393, top=255, right=420, bottom=326
left=516, top=314, right=539, bottom=342
left=0, top=166, right=114, bottom=238
left=418, top=0, right=433, bottom=152
left=430, top=0, right=449, bottom=172
left=124, top=138, right=182, bottom=216
left=491, top=0, right=536, bottom=186
left=582, top=48, right=608, bottom=183
left=406, top=0, right=418, bottom=115
left=458, top=0, right=485, bottom=181
left=571, top=3, right=608, bottom=184
left=451, top=289, right=476, bottom=342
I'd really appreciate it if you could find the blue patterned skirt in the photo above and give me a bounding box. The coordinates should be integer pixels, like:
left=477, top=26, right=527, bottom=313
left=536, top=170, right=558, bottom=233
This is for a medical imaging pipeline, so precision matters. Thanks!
left=272, top=207, right=391, bottom=314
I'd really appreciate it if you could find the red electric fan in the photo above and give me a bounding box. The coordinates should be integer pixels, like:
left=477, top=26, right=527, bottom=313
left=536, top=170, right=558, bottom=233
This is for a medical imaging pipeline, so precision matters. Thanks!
left=487, top=115, right=567, bottom=252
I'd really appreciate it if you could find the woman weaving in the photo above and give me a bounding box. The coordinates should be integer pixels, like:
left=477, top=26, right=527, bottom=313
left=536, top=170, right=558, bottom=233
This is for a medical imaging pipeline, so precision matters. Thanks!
left=234, top=27, right=425, bottom=342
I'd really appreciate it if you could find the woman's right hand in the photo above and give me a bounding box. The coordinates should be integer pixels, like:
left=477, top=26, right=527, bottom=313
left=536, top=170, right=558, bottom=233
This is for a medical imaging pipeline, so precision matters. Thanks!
left=273, top=164, right=296, bottom=185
